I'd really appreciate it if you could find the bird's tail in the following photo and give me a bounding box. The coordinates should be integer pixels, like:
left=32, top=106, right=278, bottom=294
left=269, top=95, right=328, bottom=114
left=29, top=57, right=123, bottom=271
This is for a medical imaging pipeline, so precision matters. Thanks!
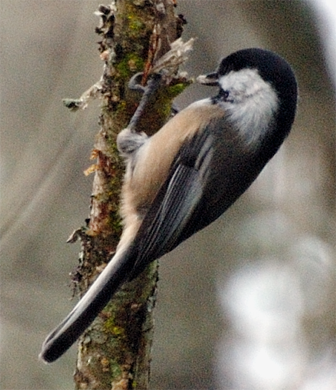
left=39, top=247, right=135, bottom=363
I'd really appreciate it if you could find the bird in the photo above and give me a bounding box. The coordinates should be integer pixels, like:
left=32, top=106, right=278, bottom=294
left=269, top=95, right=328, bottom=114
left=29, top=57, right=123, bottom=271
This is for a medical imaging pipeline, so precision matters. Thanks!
left=40, top=48, right=297, bottom=363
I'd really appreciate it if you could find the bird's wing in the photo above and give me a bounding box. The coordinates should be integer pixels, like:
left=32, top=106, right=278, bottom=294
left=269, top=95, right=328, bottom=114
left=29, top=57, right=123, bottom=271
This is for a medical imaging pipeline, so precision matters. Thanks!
left=129, top=125, right=214, bottom=279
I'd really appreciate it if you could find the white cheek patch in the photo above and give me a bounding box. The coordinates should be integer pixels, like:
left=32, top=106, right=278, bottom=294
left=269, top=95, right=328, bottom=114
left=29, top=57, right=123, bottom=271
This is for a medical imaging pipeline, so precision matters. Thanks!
left=219, top=69, right=279, bottom=147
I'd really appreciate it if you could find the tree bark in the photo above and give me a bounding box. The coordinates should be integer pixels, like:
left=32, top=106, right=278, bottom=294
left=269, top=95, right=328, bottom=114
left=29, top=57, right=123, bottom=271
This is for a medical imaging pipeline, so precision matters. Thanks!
left=65, top=1, right=189, bottom=389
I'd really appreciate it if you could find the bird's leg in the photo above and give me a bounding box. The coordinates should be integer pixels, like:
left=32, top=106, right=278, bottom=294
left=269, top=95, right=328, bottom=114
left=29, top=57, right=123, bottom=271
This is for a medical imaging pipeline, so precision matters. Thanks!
left=117, top=73, right=164, bottom=156
left=127, top=72, right=164, bottom=132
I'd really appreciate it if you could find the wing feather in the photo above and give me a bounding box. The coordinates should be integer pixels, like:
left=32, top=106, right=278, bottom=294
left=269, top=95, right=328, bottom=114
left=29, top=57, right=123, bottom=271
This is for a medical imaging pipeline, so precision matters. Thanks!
left=128, top=127, right=213, bottom=278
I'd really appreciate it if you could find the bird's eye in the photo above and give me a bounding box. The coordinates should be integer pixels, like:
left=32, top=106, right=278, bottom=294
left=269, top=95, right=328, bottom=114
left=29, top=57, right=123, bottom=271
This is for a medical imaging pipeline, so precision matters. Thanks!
left=218, top=89, right=230, bottom=101
left=212, top=89, right=232, bottom=105
left=223, top=90, right=230, bottom=100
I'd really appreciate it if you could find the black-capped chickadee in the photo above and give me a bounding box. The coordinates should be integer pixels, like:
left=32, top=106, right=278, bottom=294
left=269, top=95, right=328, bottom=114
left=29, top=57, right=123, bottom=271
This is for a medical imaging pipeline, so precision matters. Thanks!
left=40, top=48, right=297, bottom=363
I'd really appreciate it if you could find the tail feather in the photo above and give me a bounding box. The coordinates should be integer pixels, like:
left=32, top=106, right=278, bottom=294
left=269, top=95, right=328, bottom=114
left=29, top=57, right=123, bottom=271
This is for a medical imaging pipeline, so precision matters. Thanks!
left=40, top=248, right=134, bottom=363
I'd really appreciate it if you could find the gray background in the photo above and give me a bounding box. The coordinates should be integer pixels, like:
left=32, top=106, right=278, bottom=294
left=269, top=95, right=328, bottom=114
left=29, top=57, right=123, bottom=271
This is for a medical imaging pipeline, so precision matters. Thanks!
left=1, top=1, right=335, bottom=389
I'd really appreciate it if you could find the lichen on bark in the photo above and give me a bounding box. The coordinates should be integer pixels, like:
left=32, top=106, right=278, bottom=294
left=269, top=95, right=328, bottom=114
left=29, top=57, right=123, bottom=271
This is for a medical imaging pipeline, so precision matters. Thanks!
left=63, top=1, right=191, bottom=389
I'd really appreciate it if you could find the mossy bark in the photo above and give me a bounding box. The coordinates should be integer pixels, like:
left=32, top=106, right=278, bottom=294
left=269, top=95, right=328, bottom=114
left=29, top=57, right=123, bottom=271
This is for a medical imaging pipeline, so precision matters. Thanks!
left=66, top=1, right=187, bottom=389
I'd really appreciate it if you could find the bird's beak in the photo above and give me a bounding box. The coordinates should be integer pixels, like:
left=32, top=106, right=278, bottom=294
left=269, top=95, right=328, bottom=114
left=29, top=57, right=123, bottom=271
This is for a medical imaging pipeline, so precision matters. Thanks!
left=196, top=72, right=219, bottom=86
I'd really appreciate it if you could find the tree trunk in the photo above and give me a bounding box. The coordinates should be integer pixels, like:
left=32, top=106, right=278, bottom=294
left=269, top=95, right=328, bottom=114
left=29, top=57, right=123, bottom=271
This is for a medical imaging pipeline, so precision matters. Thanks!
left=68, top=1, right=187, bottom=389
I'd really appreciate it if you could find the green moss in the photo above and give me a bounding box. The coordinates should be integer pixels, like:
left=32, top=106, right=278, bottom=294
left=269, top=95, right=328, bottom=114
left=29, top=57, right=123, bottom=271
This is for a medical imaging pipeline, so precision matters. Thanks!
left=104, top=317, right=126, bottom=338
left=108, top=213, right=123, bottom=237
left=127, top=14, right=145, bottom=32
left=115, top=99, right=127, bottom=113
left=167, top=82, right=191, bottom=98
left=109, top=360, right=123, bottom=378
left=115, top=59, right=131, bottom=80
left=115, top=54, right=144, bottom=80
left=112, top=325, right=126, bottom=338
left=125, top=2, right=152, bottom=38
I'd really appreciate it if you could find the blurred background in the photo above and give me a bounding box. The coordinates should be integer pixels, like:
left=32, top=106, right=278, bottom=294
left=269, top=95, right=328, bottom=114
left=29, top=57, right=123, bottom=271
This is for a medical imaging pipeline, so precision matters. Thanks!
left=1, top=0, right=335, bottom=389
